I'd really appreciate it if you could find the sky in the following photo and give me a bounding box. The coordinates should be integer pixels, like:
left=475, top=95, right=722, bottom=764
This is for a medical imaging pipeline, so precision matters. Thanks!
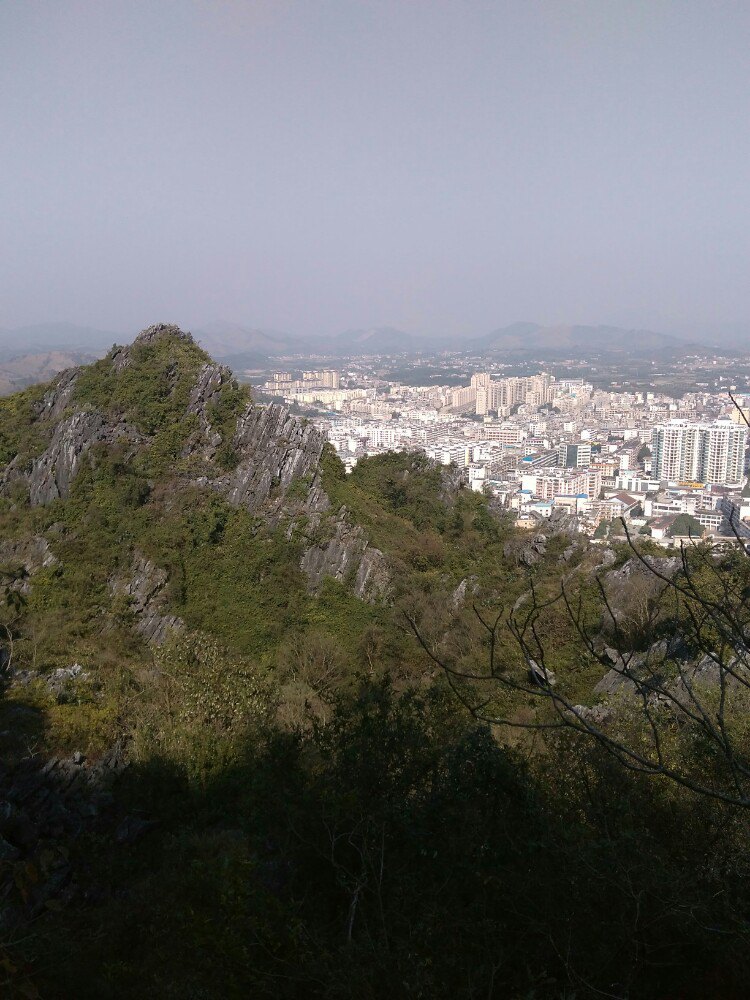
left=1, top=0, right=749, bottom=340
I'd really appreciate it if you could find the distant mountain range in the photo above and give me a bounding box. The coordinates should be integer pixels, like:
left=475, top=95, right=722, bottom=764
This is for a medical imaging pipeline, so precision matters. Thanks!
left=327, top=326, right=423, bottom=354
left=186, top=320, right=744, bottom=359
left=191, top=321, right=299, bottom=360
left=666, top=322, right=750, bottom=350
left=0, top=350, right=98, bottom=396
left=2, top=319, right=747, bottom=369
left=468, top=323, right=693, bottom=357
left=0, top=323, right=118, bottom=359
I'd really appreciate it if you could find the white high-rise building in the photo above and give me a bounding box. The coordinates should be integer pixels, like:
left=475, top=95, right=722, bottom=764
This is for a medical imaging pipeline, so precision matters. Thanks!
left=652, top=423, right=702, bottom=481
left=652, top=420, right=746, bottom=486
left=700, top=421, right=746, bottom=485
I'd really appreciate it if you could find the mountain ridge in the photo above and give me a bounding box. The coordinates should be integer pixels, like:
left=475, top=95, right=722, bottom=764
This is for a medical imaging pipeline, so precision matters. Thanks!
left=4, top=319, right=722, bottom=362
left=470, top=322, right=692, bottom=355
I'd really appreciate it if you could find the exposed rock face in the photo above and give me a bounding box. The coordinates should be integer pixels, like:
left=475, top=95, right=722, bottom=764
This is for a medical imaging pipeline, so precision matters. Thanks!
left=451, top=576, right=479, bottom=610
left=134, top=322, right=193, bottom=347
left=182, top=361, right=237, bottom=462
left=669, top=652, right=749, bottom=699
left=301, top=477, right=332, bottom=518
left=300, top=514, right=390, bottom=603
left=2, top=324, right=325, bottom=519
left=529, top=659, right=556, bottom=687
left=597, top=548, right=617, bottom=569
left=225, top=404, right=326, bottom=512
left=593, top=665, right=638, bottom=698
left=27, top=410, right=143, bottom=506
left=505, top=532, right=548, bottom=566
left=598, top=556, right=683, bottom=637
left=44, top=663, right=90, bottom=702
left=587, top=629, right=750, bottom=726
left=572, top=703, right=614, bottom=726
left=604, top=556, right=682, bottom=587
left=0, top=536, right=58, bottom=586
left=353, top=545, right=391, bottom=603
left=546, top=507, right=580, bottom=535
left=109, top=551, right=184, bottom=644
left=439, top=464, right=465, bottom=501
left=35, top=368, right=80, bottom=422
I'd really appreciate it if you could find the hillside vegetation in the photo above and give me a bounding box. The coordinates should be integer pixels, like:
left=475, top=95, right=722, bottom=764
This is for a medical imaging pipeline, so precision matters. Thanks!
left=0, top=326, right=749, bottom=999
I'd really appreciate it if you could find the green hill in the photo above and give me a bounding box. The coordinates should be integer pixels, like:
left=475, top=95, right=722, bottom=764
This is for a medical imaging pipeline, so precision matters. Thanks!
left=1, top=325, right=750, bottom=999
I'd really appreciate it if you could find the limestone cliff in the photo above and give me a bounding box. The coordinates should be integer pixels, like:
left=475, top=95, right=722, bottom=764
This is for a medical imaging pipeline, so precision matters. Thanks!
left=223, top=403, right=326, bottom=513
left=109, top=551, right=185, bottom=645
left=300, top=514, right=390, bottom=603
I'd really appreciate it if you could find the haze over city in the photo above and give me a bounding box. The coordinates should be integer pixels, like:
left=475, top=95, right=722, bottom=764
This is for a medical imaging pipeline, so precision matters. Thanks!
left=2, top=0, right=749, bottom=344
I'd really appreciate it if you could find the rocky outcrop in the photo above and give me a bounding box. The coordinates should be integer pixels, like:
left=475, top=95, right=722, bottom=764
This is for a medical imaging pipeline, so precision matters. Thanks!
left=109, top=551, right=183, bottom=644
left=505, top=532, right=548, bottom=567
left=300, top=477, right=332, bottom=518
left=133, top=322, right=193, bottom=348
left=182, top=361, right=235, bottom=461
left=3, top=325, right=325, bottom=519
left=300, top=514, right=390, bottom=603
left=546, top=507, right=580, bottom=535
left=35, top=367, right=80, bottom=422
left=603, top=555, right=682, bottom=588
left=44, top=663, right=90, bottom=702
left=668, top=652, right=750, bottom=700
left=353, top=545, right=391, bottom=602
left=593, top=664, right=638, bottom=699
left=26, top=410, right=143, bottom=506
left=109, top=321, right=195, bottom=372
left=596, top=548, right=617, bottom=570
left=0, top=536, right=57, bottom=589
left=439, top=464, right=465, bottom=501
left=451, top=576, right=479, bottom=610
left=224, top=403, right=326, bottom=512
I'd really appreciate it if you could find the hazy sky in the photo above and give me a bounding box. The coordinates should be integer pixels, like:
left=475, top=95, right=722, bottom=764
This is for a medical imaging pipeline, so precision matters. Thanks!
left=2, top=0, right=749, bottom=338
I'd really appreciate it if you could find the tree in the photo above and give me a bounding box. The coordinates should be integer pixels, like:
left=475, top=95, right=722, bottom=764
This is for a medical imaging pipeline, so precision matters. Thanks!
left=407, top=395, right=750, bottom=808
left=0, top=564, right=29, bottom=692
left=593, top=519, right=609, bottom=538
left=408, top=526, right=750, bottom=807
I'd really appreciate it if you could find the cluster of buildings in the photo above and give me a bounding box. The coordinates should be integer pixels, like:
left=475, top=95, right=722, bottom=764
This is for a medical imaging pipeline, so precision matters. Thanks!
left=264, top=369, right=341, bottom=393
left=456, top=372, right=555, bottom=414
left=266, top=365, right=750, bottom=545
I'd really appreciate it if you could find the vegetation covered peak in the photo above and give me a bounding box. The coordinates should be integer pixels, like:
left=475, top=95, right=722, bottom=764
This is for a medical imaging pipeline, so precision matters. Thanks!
left=132, top=322, right=198, bottom=348
left=74, top=322, right=216, bottom=436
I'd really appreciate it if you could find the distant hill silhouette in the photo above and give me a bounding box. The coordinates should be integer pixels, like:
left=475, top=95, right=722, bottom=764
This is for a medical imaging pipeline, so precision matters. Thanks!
left=326, top=327, right=420, bottom=354
left=0, top=318, right=723, bottom=363
left=470, top=322, right=699, bottom=356
left=0, top=323, right=118, bottom=358
left=193, top=320, right=300, bottom=359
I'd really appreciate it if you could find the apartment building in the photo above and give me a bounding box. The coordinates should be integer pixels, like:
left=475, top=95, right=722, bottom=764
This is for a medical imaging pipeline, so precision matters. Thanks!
left=557, top=441, right=592, bottom=468
left=652, top=420, right=747, bottom=486
left=471, top=372, right=555, bottom=415
left=521, top=469, right=602, bottom=500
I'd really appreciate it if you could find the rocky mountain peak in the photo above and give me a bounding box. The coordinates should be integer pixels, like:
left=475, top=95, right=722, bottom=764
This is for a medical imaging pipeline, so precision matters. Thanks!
left=133, top=323, right=195, bottom=347
left=0, top=324, right=392, bottom=640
